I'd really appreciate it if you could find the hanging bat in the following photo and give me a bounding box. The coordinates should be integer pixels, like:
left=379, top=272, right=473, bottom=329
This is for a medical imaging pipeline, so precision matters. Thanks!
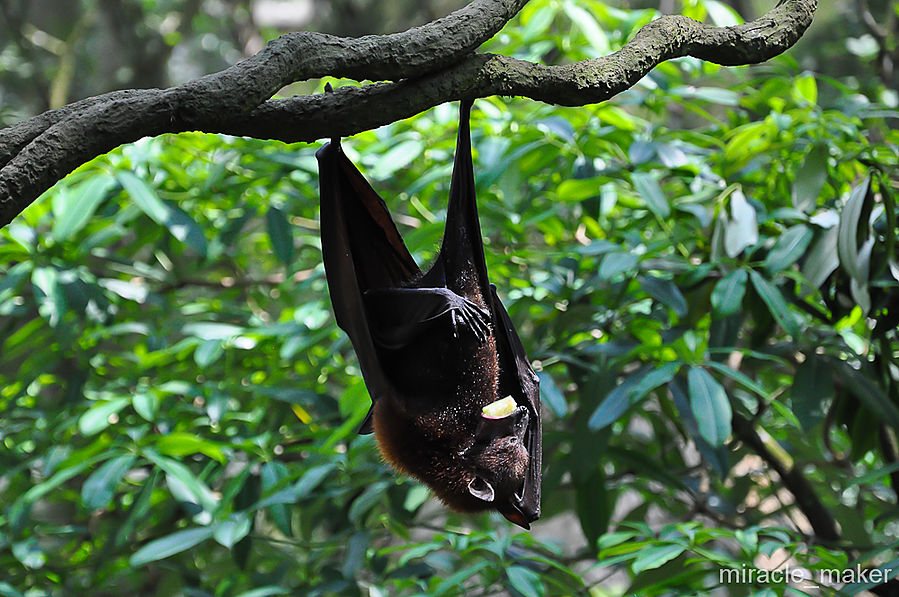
left=315, top=100, right=541, bottom=528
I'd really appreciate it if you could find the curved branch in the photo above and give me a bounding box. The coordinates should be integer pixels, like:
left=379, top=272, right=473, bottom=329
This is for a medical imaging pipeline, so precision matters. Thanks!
left=0, top=0, right=817, bottom=228
left=0, top=0, right=528, bottom=166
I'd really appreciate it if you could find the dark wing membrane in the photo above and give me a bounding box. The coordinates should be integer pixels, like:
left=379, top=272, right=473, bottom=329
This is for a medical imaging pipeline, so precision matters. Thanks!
left=489, top=284, right=542, bottom=523
left=316, top=140, right=421, bottom=432
left=426, top=100, right=492, bottom=301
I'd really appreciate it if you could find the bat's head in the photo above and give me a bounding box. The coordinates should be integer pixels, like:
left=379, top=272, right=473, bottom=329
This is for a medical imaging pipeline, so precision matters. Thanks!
left=371, top=394, right=540, bottom=529
left=463, top=405, right=537, bottom=529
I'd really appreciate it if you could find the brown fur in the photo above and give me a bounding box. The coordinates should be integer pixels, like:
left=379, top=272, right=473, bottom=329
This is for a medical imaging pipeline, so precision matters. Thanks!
left=373, top=326, right=520, bottom=511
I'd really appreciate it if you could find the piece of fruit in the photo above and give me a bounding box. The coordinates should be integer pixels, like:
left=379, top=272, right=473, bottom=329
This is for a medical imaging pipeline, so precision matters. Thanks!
left=482, top=396, right=517, bottom=418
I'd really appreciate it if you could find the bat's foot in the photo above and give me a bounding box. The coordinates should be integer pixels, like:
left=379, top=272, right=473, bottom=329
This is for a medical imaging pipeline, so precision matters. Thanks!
left=439, top=289, right=490, bottom=344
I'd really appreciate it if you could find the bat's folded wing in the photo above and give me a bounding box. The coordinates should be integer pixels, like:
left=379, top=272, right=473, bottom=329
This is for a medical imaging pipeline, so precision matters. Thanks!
left=489, top=285, right=542, bottom=524
left=316, top=141, right=422, bottom=433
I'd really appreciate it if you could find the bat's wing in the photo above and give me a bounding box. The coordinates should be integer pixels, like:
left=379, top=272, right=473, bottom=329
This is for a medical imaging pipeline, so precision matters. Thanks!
left=316, top=139, right=421, bottom=433
left=424, top=100, right=490, bottom=296
left=490, top=284, right=542, bottom=526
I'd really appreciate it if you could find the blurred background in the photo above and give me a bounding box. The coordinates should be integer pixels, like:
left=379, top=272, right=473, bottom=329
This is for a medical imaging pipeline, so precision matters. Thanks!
left=1, top=1, right=898, bottom=595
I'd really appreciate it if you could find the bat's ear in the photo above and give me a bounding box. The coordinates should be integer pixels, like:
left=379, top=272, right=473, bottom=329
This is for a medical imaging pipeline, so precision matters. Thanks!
left=467, top=477, right=495, bottom=502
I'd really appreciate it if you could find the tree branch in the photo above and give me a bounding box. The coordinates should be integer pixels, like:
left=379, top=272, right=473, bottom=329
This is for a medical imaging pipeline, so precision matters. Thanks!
left=0, top=0, right=817, bottom=228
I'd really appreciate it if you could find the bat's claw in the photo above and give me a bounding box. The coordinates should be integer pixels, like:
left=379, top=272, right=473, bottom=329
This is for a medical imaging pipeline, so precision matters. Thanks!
left=458, top=296, right=491, bottom=344
left=438, top=288, right=491, bottom=344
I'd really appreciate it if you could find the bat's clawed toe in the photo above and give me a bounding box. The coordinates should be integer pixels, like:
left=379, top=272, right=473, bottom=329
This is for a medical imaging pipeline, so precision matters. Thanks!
left=435, top=287, right=491, bottom=344
left=459, top=296, right=491, bottom=344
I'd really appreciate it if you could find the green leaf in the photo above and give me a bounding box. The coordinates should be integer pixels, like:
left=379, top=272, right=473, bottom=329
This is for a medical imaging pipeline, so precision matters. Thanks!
left=155, top=432, right=226, bottom=463
left=12, top=539, right=46, bottom=569
left=253, top=463, right=337, bottom=510
left=132, top=392, right=160, bottom=422
left=833, top=360, right=899, bottom=428
left=52, top=174, right=116, bottom=241
left=687, top=367, right=732, bottom=446
left=631, top=544, right=686, bottom=574
left=711, top=269, right=747, bottom=316
left=639, top=275, right=687, bottom=317
left=340, top=531, right=370, bottom=579
left=596, top=105, right=639, bottom=131
left=183, top=322, right=244, bottom=340
left=521, top=3, right=557, bottom=41
left=403, top=486, right=430, bottom=512
left=78, top=397, right=130, bottom=435
left=841, top=559, right=899, bottom=594
left=589, top=363, right=679, bottom=430
left=113, top=471, right=160, bottom=549
left=82, top=454, right=137, bottom=509
left=372, top=139, right=423, bottom=178
left=631, top=172, right=670, bottom=219
left=165, top=202, right=208, bottom=256
left=764, top=225, right=813, bottom=274
left=118, top=171, right=169, bottom=223
left=99, top=278, right=149, bottom=303
left=0, top=581, right=26, bottom=597
left=260, top=462, right=291, bottom=534
left=538, top=371, right=567, bottom=417
left=837, top=177, right=873, bottom=312
left=792, top=72, right=818, bottom=105
left=213, top=514, right=252, bottom=548
left=724, top=190, right=758, bottom=257
left=348, top=480, right=390, bottom=524
left=704, top=361, right=767, bottom=400
left=118, top=171, right=206, bottom=254
left=846, top=462, right=899, bottom=488
left=792, top=356, right=833, bottom=432
left=143, top=449, right=219, bottom=514
left=0, top=261, right=31, bottom=303
left=670, top=86, right=740, bottom=106
left=629, top=141, right=655, bottom=166
left=434, top=562, right=491, bottom=595
left=792, top=145, right=828, bottom=212
left=557, top=178, right=601, bottom=202
left=837, top=176, right=871, bottom=283
left=130, top=526, right=215, bottom=567
left=599, top=251, right=639, bottom=280
left=704, top=0, right=742, bottom=26
left=725, top=122, right=767, bottom=162
left=629, top=362, right=680, bottom=402
left=802, top=224, right=840, bottom=288
left=748, top=270, right=801, bottom=337
left=506, top=565, right=543, bottom=597
left=265, top=206, right=294, bottom=266
left=233, top=589, right=290, bottom=597
left=31, top=266, right=66, bottom=326
left=17, top=453, right=110, bottom=508
left=576, top=239, right=617, bottom=256
left=575, top=469, right=608, bottom=552
left=563, top=2, right=609, bottom=54
left=195, top=339, right=225, bottom=367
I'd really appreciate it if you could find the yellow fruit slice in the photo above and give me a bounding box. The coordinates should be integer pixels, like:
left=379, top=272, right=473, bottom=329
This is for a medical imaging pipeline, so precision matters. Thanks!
left=482, top=396, right=517, bottom=418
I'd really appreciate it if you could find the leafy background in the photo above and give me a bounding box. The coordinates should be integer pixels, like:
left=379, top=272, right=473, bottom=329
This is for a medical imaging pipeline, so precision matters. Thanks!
left=1, top=0, right=898, bottom=595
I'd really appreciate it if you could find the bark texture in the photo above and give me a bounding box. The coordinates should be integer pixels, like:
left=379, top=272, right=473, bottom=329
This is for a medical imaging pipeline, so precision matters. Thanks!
left=0, top=0, right=818, bottom=227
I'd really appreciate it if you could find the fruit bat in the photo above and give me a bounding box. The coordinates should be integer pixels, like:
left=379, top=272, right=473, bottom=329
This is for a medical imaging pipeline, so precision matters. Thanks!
left=315, top=100, right=541, bottom=528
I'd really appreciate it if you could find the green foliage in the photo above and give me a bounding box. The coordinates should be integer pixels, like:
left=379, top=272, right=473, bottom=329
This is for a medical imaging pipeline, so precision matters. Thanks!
left=2, top=0, right=899, bottom=595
